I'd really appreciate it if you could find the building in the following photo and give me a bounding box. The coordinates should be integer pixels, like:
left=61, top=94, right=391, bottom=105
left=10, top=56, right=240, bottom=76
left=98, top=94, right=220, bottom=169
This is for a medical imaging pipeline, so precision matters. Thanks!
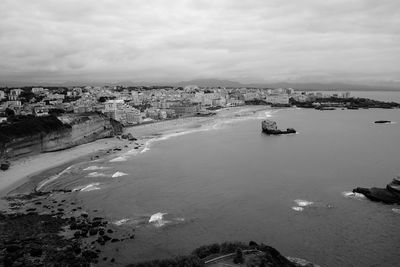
left=32, top=87, right=45, bottom=94
left=9, top=89, right=23, bottom=100
left=170, top=100, right=201, bottom=116
left=265, top=94, right=289, bottom=104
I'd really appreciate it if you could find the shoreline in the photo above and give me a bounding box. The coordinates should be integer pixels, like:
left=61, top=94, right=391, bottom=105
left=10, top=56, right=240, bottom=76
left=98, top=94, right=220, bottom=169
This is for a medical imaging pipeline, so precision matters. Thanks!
left=0, top=105, right=271, bottom=200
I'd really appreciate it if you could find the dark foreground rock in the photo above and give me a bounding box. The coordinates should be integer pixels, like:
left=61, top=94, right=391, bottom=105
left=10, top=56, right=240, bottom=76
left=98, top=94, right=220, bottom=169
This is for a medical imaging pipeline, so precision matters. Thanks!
left=0, top=191, right=134, bottom=266
left=262, top=120, right=296, bottom=135
left=0, top=212, right=95, bottom=266
left=353, top=176, right=400, bottom=204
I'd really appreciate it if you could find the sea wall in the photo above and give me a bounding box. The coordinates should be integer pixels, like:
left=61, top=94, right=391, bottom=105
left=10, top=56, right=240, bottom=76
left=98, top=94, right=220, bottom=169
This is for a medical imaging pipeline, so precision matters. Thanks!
left=0, top=113, right=122, bottom=159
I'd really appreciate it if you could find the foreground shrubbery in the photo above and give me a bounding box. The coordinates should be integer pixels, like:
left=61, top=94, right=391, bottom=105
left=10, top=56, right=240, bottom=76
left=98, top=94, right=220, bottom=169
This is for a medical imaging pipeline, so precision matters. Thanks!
left=127, top=255, right=204, bottom=267
left=128, top=241, right=300, bottom=267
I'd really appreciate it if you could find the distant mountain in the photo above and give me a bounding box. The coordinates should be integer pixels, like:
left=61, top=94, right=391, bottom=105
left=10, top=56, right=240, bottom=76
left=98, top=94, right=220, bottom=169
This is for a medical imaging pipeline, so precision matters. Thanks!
left=174, top=79, right=244, bottom=88
left=172, top=79, right=400, bottom=91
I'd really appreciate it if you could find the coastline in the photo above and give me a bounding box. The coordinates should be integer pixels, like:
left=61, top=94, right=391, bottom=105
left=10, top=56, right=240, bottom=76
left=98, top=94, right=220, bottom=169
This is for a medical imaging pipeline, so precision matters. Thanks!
left=0, top=105, right=271, bottom=200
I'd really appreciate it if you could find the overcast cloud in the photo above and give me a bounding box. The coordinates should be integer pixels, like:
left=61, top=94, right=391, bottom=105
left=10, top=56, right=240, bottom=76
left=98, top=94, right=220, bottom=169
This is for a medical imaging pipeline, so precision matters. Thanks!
left=0, top=0, right=399, bottom=85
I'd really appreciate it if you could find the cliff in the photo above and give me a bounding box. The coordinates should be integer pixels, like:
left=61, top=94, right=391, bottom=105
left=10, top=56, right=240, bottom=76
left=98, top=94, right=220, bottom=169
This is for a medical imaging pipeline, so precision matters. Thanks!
left=0, top=113, right=122, bottom=160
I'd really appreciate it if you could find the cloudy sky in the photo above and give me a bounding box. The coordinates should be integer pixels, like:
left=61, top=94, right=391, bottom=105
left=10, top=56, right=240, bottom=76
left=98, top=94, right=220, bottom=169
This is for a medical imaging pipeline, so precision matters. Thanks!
left=0, top=0, right=399, bottom=85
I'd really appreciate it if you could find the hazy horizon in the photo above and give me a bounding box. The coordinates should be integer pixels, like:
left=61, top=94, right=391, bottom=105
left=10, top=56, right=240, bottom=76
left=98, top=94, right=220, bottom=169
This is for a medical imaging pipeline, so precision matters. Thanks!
left=1, top=0, right=400, bottom=86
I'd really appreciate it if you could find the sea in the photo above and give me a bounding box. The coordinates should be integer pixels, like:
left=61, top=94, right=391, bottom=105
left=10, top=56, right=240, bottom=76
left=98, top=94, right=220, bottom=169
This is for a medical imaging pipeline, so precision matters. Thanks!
left=33, top=91, right=400, bottom=267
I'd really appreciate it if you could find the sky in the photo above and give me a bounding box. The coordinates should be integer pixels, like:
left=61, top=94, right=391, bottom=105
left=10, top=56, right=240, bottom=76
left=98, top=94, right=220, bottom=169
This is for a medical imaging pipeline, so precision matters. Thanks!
left=0, top=0, right=399, bottom=86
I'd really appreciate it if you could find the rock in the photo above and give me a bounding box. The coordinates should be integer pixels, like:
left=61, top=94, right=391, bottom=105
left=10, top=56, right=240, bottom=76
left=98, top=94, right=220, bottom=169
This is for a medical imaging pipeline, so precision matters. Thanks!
left=29, top=247, right=43, bottom=257
left=1, top=162, right=10, bottom=171
left=374, top=120, right=391, bottom=124
left=353, top=176, right=400, bottom=204
left=89, top=228, right=98, bottom=236
left=6, top=244, right=22, bottom=253
left=122, top=133, right=137, bottom=141
left=82, top=250, right=99, bottom=260
left=111, top=238, right=119, bottom=243
left=261, top=120, right=296, bottom=135
left=102, top=235, right=111, bottom=242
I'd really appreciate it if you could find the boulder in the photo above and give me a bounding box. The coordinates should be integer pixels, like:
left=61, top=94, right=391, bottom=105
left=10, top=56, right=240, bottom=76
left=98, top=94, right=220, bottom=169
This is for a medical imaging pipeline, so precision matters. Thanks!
left=1, top=162, right=10, bottom=171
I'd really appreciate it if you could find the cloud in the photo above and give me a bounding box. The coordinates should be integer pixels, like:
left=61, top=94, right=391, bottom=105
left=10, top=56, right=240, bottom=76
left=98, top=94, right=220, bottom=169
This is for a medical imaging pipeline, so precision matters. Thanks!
left=0, top=0, right=399, bottom=84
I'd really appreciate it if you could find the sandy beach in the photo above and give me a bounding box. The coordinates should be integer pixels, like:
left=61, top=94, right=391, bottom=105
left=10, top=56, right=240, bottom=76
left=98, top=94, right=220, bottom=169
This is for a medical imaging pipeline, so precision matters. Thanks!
left=0, top=106, right=269, bottom=198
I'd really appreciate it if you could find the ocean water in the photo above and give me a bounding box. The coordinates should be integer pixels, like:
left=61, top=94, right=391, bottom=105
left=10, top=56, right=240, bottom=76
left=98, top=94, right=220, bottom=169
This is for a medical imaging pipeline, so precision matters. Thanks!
left=36, top=93, right=400, bottom=267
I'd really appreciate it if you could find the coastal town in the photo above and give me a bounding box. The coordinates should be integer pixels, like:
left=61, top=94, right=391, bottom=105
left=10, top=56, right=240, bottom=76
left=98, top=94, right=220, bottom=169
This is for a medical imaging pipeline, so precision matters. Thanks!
left=0, top=85, right=356, bottom=125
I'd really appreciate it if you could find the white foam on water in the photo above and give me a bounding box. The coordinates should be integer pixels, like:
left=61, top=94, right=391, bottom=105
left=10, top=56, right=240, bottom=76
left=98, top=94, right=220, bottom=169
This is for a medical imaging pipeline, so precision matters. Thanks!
left=112, top=171, right=128, bottom=178
left=83, top=166, right=107, bottom=171
left=36, top=165, right=74, bottom=191
left=294, top=199, right=314, bottom=207
left=392, top=208, right=400, bottom=214
left=292, top=207, right=304, bottom=212
left=113, top=218, right=130, bottom=226
left=73, top=183, right=101, bottom=192
left=86, top=172, right=107, bottom=177
left=149, top=212, right=169, bottom=227
left=109, top=156, right=127, bottom=162
left=342, top=191, right=366, bottom=200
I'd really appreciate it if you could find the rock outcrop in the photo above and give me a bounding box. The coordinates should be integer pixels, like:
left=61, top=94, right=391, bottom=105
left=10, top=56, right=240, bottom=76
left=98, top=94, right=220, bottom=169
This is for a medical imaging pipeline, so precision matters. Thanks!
left=261, top=120, right=296, bottom=135
left=353, top=176, right=400, bottom=204
left=0, top=113, right=123, bottom=159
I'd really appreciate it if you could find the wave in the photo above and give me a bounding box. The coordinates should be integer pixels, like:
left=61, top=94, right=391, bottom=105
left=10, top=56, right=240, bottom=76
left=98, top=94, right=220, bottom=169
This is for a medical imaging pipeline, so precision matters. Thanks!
left=86, top=172, right=108, bottom=177
left=112, top=171, right=128, bottom=178
left=109, top=156, right=127, bottom=162
left=149, top=212, right=169, bottom=227
left=113, top=218, right=131, bottom=226
left=292, top=206, right=304, bottom=212
left=36, top=165, right=74, bottom=191
left=342, top=191, right=365, bottom=200
left=294, top=199, right=314, bottom=207
left=392, top=208, right=400, bottom=214
left=83, top=166, right=108, bottom=171
left=72, top=183, right=101, bottom=192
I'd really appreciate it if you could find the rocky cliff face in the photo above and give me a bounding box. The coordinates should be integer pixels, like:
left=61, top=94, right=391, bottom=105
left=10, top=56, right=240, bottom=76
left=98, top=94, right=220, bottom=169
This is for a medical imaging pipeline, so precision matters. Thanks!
left=0, top=113, right=122, bottom=159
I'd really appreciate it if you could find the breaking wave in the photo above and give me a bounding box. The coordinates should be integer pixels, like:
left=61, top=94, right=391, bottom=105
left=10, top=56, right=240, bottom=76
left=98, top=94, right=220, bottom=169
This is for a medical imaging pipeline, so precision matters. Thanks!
left=149, top=212, right=169, bottom=227
left=292, top=207, right=304, bottom=212
left=113, top=218, right=131, bottom=226
left=36, top=165, right=74, bottom=191
left=112, top=171, right=128, bottom=178
left=392, top=208, right=400, bottom=214
left=86, top=172, right=107, bottom=177
left=72, top=183, right=101, bottom=192
left=342, top=191, right=366, bottom=200
left=294, top=199, right=314, bottom=207
left=83, top=166, right=108, bottom=171
left=110, top=156, right=127, bottom=162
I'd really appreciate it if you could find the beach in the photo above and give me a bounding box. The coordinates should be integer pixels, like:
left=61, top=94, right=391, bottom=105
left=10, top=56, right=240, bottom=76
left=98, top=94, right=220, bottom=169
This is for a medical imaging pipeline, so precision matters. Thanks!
left=0, top=106, right=269, bottom=199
